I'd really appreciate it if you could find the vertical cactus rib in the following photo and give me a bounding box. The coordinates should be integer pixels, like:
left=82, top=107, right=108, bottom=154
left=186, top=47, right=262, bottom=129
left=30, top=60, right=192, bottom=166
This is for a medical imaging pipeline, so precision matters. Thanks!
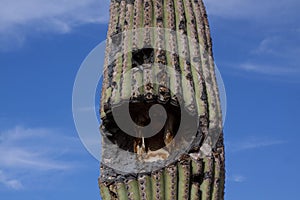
left=126, top=178, right=141, bottom=200
left=182, top=0, right=207, bottom=118
left=190, top=158, right=203, bottom=200
left=142, top=0, right=155, bottom=102
left=143, top=0, right=153, bottom=47
left=174, top=0, right=197, bottom=114
left=191, top=0, right=209, bottom=52
left=164, top=0, right=182, bottom=106
left=151, top=169, right=165, bottom=200
left=197, top=0, right=223, bottom=134
left=153, top=0, right=169, bottom=103
left=138, top=174, right=153, bottom=200
left=143, top=64, right=155, bottom=102
left=198, top=0, right=213, bottom=57
left=111, top=0, right=127, bottom=106
left=132, top=0, right=144, bottom=49
left=211, top=153, right=222, bottom=200
left=200, top=156, right=214, bottom=200
left=164, top=164, right=178, bottom=200
left=116, top=180, right=129, bottom=200
left=107, top=0, right=121, bottom=104
left=183, top=0, right=210, bottom=151
left=177, top=156, right=191, bottom=200
left=212, top=140, right=226, bottom=200
left=121, top=2, right=134, bottom=101
left=190, top=182, right=201, bottom=200
left=100, top=0, right=121, bottom=118
left=131, top=0, right=144, bottom=101
left=100, top=182, right=112, bottom=200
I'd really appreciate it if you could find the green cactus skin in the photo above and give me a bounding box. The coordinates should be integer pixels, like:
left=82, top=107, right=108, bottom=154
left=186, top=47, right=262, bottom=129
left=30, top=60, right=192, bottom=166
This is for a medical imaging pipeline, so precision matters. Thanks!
left=99, top=0, right=225, bottom=199
left=116, top=181, right=129, bottom=200
left=99, top=182, right=112, bottom=200
left=127, top=178, right=141, bottom=200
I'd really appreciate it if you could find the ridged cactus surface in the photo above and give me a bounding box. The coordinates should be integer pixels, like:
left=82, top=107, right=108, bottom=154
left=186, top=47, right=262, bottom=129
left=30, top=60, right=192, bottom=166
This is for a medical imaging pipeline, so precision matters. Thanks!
left=99, top=0, right=225, bottom=199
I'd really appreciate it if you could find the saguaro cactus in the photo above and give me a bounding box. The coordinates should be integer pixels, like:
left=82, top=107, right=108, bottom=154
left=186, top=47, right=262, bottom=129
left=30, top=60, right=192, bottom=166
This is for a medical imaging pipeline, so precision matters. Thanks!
left=99, top=0, right=225, bottom=199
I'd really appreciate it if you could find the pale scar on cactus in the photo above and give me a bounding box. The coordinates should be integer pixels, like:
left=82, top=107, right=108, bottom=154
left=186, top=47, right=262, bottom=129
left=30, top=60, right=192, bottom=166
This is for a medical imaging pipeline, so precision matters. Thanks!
left=99, top=0, right=225, bottom=199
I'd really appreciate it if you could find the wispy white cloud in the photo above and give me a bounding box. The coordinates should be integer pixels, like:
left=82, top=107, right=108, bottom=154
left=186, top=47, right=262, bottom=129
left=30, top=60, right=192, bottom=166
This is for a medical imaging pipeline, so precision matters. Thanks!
left=0, top=0, right=110, bottom=51
left=205, top=0, right=299, bottom=20
left=0, top=0, right=109, bottom=32
left=238, top=63, right=300, bottom=76
left=227, top=137, right=287, bottom=152
left=253, top=37, right=281, bottom=55
left=229, top=34, right=300, bottom=78
left=0, top=170, right=23, bottom=190
left=205, top=1, right=300, bottom=82
left=232, top=175, right=246, bottom=183
left=0, top=126, right=82, bottom=190
left=253, top=36, right=300, bottom=58
left=229, top=175, right=246, bottom=183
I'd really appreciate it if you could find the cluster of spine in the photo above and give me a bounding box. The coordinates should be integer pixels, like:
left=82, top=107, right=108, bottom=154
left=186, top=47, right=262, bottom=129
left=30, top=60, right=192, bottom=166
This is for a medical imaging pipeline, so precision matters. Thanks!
left=99, top=0, right=225, bottom=199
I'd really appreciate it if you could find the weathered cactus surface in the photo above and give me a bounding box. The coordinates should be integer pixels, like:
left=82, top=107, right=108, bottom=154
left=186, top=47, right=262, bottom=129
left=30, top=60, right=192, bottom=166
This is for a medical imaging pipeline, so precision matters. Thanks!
left=99, top=0, right=225, bottom=199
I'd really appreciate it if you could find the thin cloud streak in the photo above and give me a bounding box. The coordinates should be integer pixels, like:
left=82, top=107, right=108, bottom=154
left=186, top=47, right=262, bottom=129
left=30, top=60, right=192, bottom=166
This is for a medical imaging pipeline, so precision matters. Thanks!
left=232, top=175, right=246, bottom=183
left=0, top=126, right=79, bottom=171
left=0, top=126, right=83, bottom=190
left=227, top=34, right=300, bottom=78
left=252, top=36, right=300, bottom=59
left=205, top=0, right=299, bottom=20
left=227, top=137, right=287, bottom=152
left=238, top=63, right=300, bottom=76
left=0, top=0, right=110, bottom=51
left=0, top=0, right=109, bottom=32
left=0, top=170, right=23, bottom=190
left=253, top=36, right=281, bottom=55
left=226, top=174, right=247, bottom=183
left=231, top=175, right=246, bottom=183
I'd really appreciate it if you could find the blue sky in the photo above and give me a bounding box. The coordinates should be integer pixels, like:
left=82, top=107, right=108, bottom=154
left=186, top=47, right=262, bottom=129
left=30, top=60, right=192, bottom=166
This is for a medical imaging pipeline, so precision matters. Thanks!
left=0, top=0, right=299, bottom=199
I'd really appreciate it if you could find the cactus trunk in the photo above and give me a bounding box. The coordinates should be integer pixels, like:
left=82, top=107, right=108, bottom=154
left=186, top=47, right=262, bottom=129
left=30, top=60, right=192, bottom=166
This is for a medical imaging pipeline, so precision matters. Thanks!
left=99, top=0, right=225, bottom=199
